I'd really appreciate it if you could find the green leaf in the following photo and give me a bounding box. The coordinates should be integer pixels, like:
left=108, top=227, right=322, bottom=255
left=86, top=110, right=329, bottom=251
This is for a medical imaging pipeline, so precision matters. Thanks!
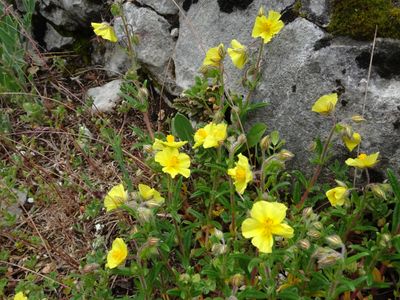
left=247, top=257, right=262, bottom=273
left=171, top=113, right=194, bottom=143
left=270, top=130, right=280, bottom=146
left=388, top=169, right=400, bottom=233
left=246, top=123, right=267, bottom=148
left=345, top=252, right=370, bottom=264
left=237, top=288, right=267, bottom=299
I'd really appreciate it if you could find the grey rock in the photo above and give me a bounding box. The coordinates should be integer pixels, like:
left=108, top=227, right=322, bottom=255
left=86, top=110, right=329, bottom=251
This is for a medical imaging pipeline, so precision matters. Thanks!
left=137, top=0, right=180, bottom=15
left=0, top=190, right=27, bottom=221
left=44, top=23, right=74, bottom=50
left=39, top=0, right=103, bottom=30
left=251, top=19, right=400, bottom=174
left=174, top=0, right=293, bottom=90
left=112, top=4, right=177, bottom=93
left=300, top=0, right=332, bottom=27
left=87, top=79, right=123, bottom=113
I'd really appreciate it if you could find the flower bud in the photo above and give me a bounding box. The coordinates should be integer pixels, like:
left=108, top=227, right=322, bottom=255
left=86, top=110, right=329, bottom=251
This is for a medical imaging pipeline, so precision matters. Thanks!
left=211, top=243, right=227, bottom=255
left=307, top=229, right=321, bottom=240
left=260, top=135, right=271, bottom=151
left=325, top=235, right=343, bottom=248
left=369, top=184, right=387, bottom=200
left=179, top=273, right=190, bottom=284
left=351, top=115, right=366, bottom=123
left=230, top=274, right=244, bottom=287
left=138, top=87, right=149, bottom=101
left=298, top=239, right=311, bottom=250
left=218, top=43, right=226, bottom=58
left=147, top=237, right=159, bottom=247
left=137, top=207, right=153, bottom=223
left=258, top=6, right=265, bottom=16
left=277, top=149, right=294, bottom=161
left=302, top=207, right=314, bottom=219
left=143, top=144, right=153, bottom=153
left=237, top=134, right=247, bottom=145
left=379, top=233, right=391, bottom=248
left=312, top=222, right=323, bottom=230
left=212, top=228, right=224, bottom=240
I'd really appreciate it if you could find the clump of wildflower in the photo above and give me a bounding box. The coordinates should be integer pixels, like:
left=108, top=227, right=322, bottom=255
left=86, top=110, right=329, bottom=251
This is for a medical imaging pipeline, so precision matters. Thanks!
left=326, top=186, right=348, bottom=207
left=104, top=183, right=128, bottom=212
left=345, top=152, right=379, bottom=169
left=138, top=184, right=164, bottom=208
left=252, top=10, right=284, bottom=44
left=193, top=122, right=227, bottom=149
left=155, top=147, right=191, bottom=178
left=202, top=43, right=225, bottom=68
left=227, top=153, right=252, bottom=194
left=106, top=238, right=128, bottom=269
left=342, top=132, right=361, bottom=151
left=241, top=201, right=294, bottom=253
left=91, top=22, right=118, bottom=42
left=311, top=93, right=338, bottom=115
left=227, top=39, right=248, bottom=69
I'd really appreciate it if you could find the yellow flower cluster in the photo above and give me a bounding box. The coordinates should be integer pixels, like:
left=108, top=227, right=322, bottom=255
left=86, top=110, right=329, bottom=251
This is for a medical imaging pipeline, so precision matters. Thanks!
left=202, top=8, right=284, bottom=70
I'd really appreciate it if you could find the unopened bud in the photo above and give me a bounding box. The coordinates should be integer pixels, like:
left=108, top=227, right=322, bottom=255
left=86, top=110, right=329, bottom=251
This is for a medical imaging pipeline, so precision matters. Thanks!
left=138, top=87, right=149, bottom=101
left=307, top=229, right=321, bottom=239
left=211, top=243, right=227, bottom=255
left=317, top=249, right=342, bottom=268
left=137, top=207, right=153, bottom=223
left=260, top=135, right=271, bottom=151
left=237, top=134, right=247, bottom=145
left=230, top=274, right=244, bottom=287
left=312, top=222, right=323, bottom=230
left=302, top=207, right=314, bottom=219
left=351, top=115, right=366, bottom=123
left=369, top=184, right=387, bottom=200
left=179, top=273, right=190, bottom=284
left=298, top=239, right=311, bottom=250
left=258, top=6, right=265, bottom=16
left=143, top=144, right=153, bottom=153
left=325, top=235, right=343, bottom=248
left=217, top=43, right=226, bottom=58
left=277, top=149, right=294, bottom=161
left=212, top=228, right=224, bottom=240
left=379, top=233, right=391, bottom=248
left=335, top=180, right=347, bottom=188
left=147, top=237, right=159, bottom=247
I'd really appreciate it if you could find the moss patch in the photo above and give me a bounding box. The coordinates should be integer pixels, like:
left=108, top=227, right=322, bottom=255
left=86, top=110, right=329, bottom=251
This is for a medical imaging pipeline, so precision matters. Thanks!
left=328, top=0, right=400, bottom=40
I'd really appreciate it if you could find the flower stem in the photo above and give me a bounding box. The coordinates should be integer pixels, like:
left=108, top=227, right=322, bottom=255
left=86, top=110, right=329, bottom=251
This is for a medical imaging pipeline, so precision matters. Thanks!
left=167, top=176, right=185, bottom=257
left=297, top=117, right=337, bottom=209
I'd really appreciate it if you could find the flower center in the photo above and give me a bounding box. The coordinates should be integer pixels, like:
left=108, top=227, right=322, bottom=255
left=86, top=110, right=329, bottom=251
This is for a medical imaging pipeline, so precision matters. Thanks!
left=358, top=153, right=367, bottom=160
left=166, top=135, right=175, bottom=143
left=112, top=249, right=124, bottom=261
left=198, top=128, right=207, bottom=139
left=236, top=168, right=246, bottom=181
left=168, top=155, right=179, bottom=168
left=262, top=20, right=272, bottom=34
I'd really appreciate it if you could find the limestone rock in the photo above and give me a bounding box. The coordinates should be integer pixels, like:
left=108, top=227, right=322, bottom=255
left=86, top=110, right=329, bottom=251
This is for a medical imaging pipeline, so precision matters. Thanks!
left=112, top=4, right=176, bottom=93
left=137, top=0, right=180, bottom=15
left=87, top=80, right=123, bottom=113
left=174, top=0, right=293, bottom=90
left=44, top=23, right=74, bottom=50
left=38, top=0, right=103, bottom=30
left=300, top=0, right=332, bottom=27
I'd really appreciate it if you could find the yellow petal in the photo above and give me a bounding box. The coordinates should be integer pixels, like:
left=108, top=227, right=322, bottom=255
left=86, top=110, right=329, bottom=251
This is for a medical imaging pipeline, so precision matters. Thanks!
left=251, top=233, right=274, bottom=253
left=14, top=292, right=28, bottom=300
left=326, top=187, right=347, bottom=206
left=270, top=223, right=294, bottom=238
left=312, top=93, right=338, bottom=115
left=91, top=22, right=118, bottom=43
left=138, top=184, right=154, bottom=200
left=242, top=218, right=264, bottom=238
left=104, top=183, right=127, bottom=212
left=342, top=132, right=361, bottom=151
left=106, top=238, right=128, bottom=269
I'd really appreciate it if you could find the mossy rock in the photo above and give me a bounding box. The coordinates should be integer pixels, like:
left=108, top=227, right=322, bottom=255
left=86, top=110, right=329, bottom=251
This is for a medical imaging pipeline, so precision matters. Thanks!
left=328, top=0, right=400, bottom=40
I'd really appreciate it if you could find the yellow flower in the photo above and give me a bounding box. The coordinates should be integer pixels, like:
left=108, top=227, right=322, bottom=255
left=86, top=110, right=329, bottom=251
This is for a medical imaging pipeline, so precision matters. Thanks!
left=311, top=93, right=338, bottom=115
left=241, top=201, right=294, bottom=253
left=326, top=187, right=348, bottom=207
left=138, top=184, right=164, bottom=208
left=106, top=238, right=128, bottom=269
left=14, top=292, right=28, bottom=300
left=193, top=123, right=227, bottom=149
left=91, top=22, right=118, bottom=42
left=155, top=147, right=191, bottom=178
left=227, top=39, right=247, bottom=69
left=227, top=154, right=252, bottom=194
left=202, top=43, right=224, bottom=68
left=345, top=152, right=379, bottom=169
left=342, top=132, right=361, bottom=151
left=104, top=183, right=128, bottom=212
left=252, top=10, right=284, bottom=44
left=152, top=135, right=187, bottom=151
